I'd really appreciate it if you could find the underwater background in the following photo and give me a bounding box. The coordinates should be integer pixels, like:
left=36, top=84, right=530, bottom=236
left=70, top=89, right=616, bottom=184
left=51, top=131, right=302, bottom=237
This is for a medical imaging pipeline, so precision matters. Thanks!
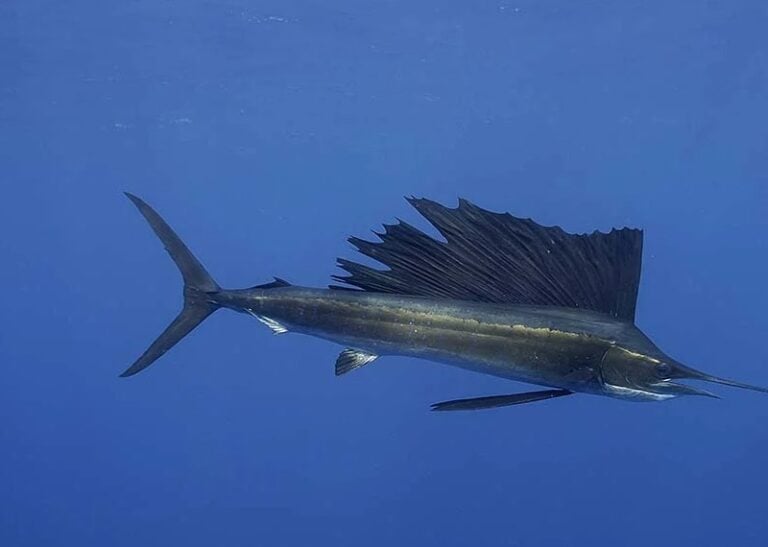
left=2, top=1, right=767, bottom=546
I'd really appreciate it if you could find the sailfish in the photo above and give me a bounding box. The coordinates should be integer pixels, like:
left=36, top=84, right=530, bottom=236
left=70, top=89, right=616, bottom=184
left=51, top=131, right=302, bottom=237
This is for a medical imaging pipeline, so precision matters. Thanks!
left=121, top=193, right=768, bottom=410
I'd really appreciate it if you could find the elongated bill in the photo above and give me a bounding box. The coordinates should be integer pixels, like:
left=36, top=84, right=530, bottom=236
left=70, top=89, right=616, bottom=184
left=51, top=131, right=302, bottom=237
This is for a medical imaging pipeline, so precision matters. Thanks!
left=693, top=372, right=768, bottom=394
left=672, top=361, right=768, bottom=396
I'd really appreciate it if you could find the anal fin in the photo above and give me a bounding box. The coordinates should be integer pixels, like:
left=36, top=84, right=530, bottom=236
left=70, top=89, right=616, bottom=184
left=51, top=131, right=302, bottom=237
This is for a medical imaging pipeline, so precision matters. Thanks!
left=431, top=389, right=572, bottom=411
left=335, top=348, right=378, bottom=376
left=250, top=312, right=289, bottom=335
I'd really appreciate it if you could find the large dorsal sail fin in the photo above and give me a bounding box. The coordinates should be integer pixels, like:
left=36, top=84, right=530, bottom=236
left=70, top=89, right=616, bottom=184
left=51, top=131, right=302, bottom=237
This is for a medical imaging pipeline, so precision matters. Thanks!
left=332, top=198, right=644, bottom=322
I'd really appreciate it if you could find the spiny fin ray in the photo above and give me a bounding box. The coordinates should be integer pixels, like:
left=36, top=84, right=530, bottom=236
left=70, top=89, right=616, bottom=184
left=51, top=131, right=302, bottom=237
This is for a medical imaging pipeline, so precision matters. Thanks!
left=335, top=349, right=378, bottom=376
left=333, top=198, right=643, bottom=322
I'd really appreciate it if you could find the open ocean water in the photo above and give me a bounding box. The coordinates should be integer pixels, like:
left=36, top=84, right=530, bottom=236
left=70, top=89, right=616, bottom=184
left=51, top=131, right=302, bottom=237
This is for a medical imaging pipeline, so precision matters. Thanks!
left=2, top=1, right=767, bottom=546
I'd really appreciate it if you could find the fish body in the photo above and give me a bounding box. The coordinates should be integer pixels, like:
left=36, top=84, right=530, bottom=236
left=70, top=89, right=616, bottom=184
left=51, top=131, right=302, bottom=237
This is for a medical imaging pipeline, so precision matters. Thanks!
left=220, top=287, right=650, bottom=395
left=121, top=193, right=768, bottom=409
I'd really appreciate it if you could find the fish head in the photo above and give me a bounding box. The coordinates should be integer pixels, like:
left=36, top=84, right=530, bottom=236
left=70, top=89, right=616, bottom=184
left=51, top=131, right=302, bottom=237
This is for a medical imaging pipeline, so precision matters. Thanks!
left=598, top=346, right=768, bottom=401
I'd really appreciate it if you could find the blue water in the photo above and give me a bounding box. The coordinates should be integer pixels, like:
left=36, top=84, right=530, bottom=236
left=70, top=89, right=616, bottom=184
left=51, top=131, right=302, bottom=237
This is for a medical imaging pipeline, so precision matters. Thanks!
left=3, top=2, right=768, bottom=546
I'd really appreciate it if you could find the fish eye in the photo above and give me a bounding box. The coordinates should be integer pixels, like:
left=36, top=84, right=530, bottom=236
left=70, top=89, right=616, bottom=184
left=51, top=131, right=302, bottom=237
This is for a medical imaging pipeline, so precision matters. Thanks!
left=655, top=363, right=672, bottom=379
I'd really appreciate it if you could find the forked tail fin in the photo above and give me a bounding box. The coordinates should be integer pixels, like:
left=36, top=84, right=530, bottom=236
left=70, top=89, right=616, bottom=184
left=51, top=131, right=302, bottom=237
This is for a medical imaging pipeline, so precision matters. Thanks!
left=121, top=193, right=221, bottom=377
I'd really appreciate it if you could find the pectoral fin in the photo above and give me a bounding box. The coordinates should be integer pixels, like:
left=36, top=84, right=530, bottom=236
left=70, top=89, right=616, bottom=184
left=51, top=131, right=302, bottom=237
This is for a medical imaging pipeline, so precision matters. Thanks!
left=431, top=389, right=572, bottom=411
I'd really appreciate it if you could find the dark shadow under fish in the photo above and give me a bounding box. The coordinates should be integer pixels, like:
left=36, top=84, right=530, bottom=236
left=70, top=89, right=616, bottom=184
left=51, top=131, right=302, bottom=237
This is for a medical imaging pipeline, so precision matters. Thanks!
left=121, top=193, right=768, bottom=410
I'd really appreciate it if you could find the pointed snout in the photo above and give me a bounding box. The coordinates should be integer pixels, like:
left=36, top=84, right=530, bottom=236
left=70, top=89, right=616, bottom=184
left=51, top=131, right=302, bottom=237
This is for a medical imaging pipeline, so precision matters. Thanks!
left=689, top=371, right=768, bottom=395
left=671, top=361, right=768, bottom=397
